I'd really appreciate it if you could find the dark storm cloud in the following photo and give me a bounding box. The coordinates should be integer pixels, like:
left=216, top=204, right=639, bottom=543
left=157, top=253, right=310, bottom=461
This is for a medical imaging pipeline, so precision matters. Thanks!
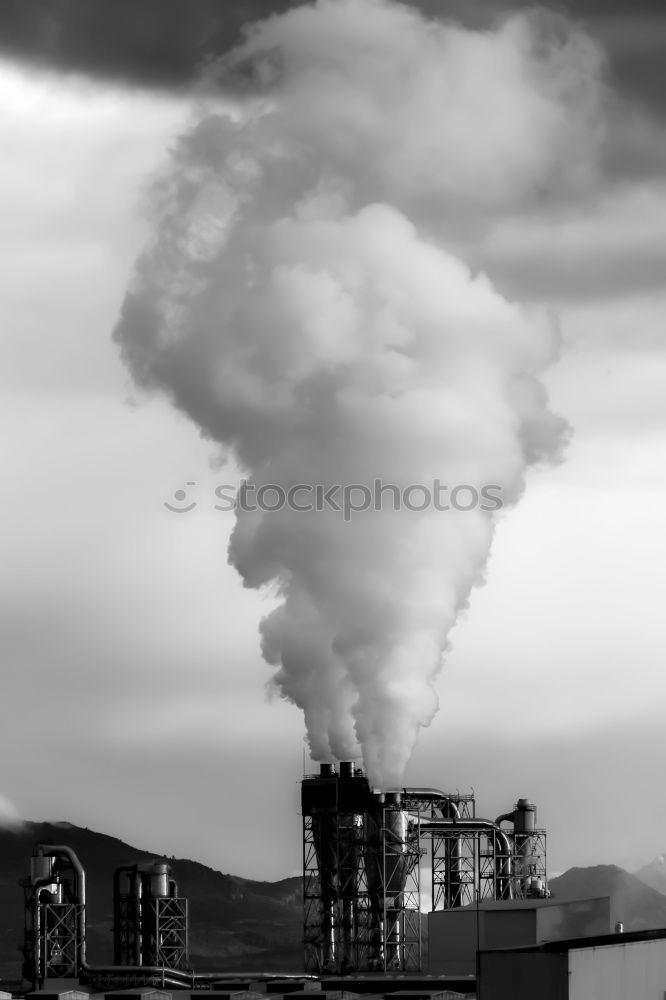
left=0, top=0, right=664, bottom=118
left=582, top=12, right=666, bottom=120
left=1, top=0, right=663, bottom=193
left=0, top=0, right=304, bottom=88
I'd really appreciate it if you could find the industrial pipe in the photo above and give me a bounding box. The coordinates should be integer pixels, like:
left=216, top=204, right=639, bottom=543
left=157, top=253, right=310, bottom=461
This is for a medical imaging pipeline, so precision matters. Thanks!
left=419, top=819, right=513, bottom=900
left=27, top=876, right=65, bottom=987
left=402, top=787, right=464, bottom=811
left=29, top=847, right=201, bottom=989
left=36, top=845, right=87, bottom=967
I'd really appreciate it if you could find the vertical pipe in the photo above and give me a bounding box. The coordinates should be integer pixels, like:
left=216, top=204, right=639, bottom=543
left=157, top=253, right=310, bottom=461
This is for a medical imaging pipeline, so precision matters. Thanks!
left=134, top=870, right=142, bottom=966
left=383, top=797, right=409, bottom=970
left=441, top=800, right=461, bottom=908
left=417, top=811, right=422, bottom=972
left=114, top=865, right=137, bottom=965
left=35, top=886, right=42, bottom=990
left=36, top=846, right=87, bottom=970
left=339, top=812, right=361, bottom=973
left=513, top=799, right=536, bottom=896
left=382, top=808, right=387, bottom=975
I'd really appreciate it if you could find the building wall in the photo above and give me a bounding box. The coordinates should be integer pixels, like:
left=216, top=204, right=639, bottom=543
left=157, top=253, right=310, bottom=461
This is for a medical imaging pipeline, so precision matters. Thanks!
left=427, top=910, right=477, bottom=976
left=428, top=909, right=536, bottom=975
left=479, top=951, right=568, bottom=1000
left=484, top=910, right=535, bottom=950
left=429, top=897, right=612, bottom=976
left=569, top=937, right=666, bottom=1000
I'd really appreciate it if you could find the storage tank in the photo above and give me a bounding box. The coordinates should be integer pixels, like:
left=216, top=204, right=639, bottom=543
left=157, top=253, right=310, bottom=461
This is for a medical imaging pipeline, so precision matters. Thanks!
left=149, top=863, right=170, bottom=898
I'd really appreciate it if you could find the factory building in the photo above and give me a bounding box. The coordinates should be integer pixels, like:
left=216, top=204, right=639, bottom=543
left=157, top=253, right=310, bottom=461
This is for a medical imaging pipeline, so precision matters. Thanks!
left=479, top=927, right=666, bottom=1000
left=428, top=896, right=611, bottom=976
left=15, top=768, right=665, bottom=998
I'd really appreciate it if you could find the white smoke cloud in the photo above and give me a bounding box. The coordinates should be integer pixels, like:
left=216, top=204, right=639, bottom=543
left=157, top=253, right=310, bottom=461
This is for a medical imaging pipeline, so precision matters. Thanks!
left=0, top=792, right=22, bottom=828
left=114, top=0, right=603, bottom=787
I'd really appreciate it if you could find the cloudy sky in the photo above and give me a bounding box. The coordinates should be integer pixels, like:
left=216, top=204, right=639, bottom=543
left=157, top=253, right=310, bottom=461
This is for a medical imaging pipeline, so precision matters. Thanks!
left=1, top=0, right=665, bottom=886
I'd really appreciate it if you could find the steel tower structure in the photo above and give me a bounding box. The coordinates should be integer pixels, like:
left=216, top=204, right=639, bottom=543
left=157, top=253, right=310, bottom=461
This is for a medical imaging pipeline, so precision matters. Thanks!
left=302, top=765, right=548, bottom=973
left=113, top=862, right=188, bottom=970
left=21, top=845, right=86, bottom=987
left=303, top=763, right=423, bottom=973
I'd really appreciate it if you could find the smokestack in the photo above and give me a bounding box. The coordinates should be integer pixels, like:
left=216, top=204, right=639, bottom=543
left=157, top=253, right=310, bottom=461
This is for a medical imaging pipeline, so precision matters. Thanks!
left=114, top=0, right=602, bottom=787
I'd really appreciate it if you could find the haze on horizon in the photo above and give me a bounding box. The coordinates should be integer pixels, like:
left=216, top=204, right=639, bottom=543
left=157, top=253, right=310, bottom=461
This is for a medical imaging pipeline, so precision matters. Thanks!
left=1, top=0, right=665, bottom=882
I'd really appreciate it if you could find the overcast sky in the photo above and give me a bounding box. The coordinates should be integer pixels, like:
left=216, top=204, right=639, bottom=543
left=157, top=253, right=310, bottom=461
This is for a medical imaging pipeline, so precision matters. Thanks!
left=1, top=0, right=666, bottom=885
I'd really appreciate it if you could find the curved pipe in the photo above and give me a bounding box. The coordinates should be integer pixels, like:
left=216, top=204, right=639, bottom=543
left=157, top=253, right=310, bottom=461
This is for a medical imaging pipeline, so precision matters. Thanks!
left=30, top=877, right=60, bottom=895
left=495, top=811, right=515, bottom=827
left=402, top=788, right=462, bottom=821
left=402, top=788, right=465, bottom=909
left=403, top=787, right=464, bottom=809
left=27, top=877, right=63, bottom=987
left=37, top=845, right=87, bottom=966
left=134, top=871, right=142, bottom=965
left=34, top=849, right=199, bottom=986
left=402, top=787, right=461, bottom=798
left=113, top=865, right=137, bottom=894
left=33, top=844, right=312, bottom=989
left=420, top=818, right=513, bottom=900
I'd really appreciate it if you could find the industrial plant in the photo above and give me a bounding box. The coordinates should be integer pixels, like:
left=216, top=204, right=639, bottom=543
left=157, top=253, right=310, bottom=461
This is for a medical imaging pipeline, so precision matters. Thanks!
left=21, top=845, right=190, bottom=990
left=9, top=764, right=666, bottom=999
left=15, top=764, right=550, bottom=994
left=301, top=762, right=546, bottom=974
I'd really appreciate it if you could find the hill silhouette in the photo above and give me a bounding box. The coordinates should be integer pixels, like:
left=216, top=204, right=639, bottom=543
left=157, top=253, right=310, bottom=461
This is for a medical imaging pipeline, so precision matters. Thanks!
left=549, top=864, right=666, bottom=932
left=5, top=824, right=666, bottom=983
left=635, top=854, right=666, bottom=896
left=0, top=821, right=302, bottom=982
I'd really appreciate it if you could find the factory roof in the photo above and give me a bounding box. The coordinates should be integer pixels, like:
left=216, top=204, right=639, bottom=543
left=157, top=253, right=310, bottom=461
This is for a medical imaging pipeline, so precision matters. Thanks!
left=435, top=894, right=611, bottom=912
left=481, top=925, right=666, bottom=955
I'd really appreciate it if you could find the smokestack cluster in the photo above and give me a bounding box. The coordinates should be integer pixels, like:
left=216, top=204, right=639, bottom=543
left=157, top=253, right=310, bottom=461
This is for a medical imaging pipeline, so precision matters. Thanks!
left=114, top=0, right=602, bottom=787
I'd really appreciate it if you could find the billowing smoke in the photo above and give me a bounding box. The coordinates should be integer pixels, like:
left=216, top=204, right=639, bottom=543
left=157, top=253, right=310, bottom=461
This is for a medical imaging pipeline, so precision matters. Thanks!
left=115, top=0, right=602, bottom=787
left=0, top=792, right=22, bottom=829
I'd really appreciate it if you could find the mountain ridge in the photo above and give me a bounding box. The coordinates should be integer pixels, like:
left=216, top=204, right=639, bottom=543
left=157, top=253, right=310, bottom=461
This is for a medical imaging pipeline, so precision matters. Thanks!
left=4, top=822, right=666, bottom=982
left=0, top=820, right=303, bottom=981
left=549, top=863, right=666, bottom=932
left=634, top=853, right=666, bottom=896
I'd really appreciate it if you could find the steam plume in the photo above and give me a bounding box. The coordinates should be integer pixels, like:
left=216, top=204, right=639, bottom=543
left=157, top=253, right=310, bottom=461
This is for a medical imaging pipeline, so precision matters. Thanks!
left=0, top=792, right=22, bottom=829
left=115, top=0, right=602, bottom=787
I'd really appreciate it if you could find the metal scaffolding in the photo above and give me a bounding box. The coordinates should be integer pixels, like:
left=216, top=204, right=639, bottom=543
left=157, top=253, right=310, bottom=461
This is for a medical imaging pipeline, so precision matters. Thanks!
left=304, top=806, right=376, bottom=973
left=23, top=898, right=84, bottom=982
left=302, top=764, right=426, bottom=974
left=302, top=766, right=548, bottom=973
left=510, top=827, right=548, bottom=898
left=113, top=862, right=189, bottom=970
left=375, top=807, right=422, bottom=972
left=20, top=845, right=86, bottom=987
left=429, top=803, right=548, bottom=911
left=141, top=897, right=189, bottom=970
left=303, top=801, right=423, bottom=974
